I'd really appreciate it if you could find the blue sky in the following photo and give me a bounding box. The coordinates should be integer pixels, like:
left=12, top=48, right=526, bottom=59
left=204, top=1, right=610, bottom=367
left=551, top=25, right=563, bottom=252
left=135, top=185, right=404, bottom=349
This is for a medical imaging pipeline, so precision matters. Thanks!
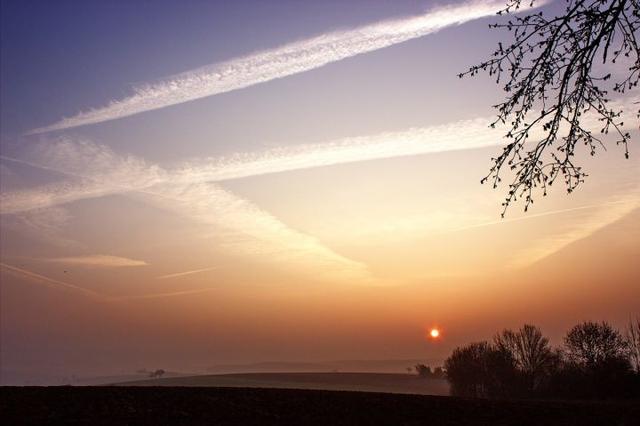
left=2, top=1, right=507, bottom=155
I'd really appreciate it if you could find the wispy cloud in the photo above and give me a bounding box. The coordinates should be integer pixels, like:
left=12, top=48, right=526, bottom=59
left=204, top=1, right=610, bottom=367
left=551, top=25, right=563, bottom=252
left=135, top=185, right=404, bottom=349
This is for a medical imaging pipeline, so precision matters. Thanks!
left=114, top=286, right=220, bottom=301
left=4, top=96, right=637, bottom=282
left=1, top=262, right=218, bottom=301
left=137, top=182, right=372, bottom=283
left=7, top=94, right=638, bottom=215
left=156, top=267, right=218, bottom=280
left=44, top=255, right=148, bottom=268
left=509, top=194, right=640, bottom=268
left=2, top=116, right=504, bottom=215
left=2, top=206, right=81, bottom=248
left=174, top=116, right=503, bottom=183
left=28, top=0, right=530, bottom=133
left=0, top=262, right=105, bottom=300
left=0, top=138, right=166, bottom=214
left=2, top=141, right=372, bottom=282
left=445, top=199, right=640, bottom=235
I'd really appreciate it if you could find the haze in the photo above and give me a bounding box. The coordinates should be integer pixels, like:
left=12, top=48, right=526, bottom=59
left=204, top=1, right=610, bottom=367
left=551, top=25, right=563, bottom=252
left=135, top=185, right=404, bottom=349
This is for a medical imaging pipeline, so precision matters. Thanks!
left=1, top=0, right=638, bottom=385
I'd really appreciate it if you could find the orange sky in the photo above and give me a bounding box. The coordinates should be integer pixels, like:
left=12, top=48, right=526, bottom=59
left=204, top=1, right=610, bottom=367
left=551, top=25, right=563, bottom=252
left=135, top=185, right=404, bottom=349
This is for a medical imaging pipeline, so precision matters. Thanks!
left=1, top=0, right=638, bottom=384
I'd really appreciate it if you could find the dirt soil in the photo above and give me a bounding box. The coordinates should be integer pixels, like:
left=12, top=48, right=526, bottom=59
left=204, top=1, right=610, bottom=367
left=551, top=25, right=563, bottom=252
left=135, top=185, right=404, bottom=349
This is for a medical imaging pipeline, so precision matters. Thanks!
left=2, top=386, right=639, bottom=425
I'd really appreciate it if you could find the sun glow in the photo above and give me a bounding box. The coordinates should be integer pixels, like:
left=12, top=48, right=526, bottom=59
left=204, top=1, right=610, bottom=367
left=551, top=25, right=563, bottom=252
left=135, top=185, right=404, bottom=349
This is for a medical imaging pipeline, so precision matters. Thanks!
left=429, top=328, right=440, bottom=339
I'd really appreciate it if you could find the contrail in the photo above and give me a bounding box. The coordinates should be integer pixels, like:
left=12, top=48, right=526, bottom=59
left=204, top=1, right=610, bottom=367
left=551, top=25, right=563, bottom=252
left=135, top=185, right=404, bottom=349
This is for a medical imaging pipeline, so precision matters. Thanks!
left=5, top=94, right=638, bottom=215
left=2, top=116, right=500, bottom=214
left=45, top=255, right=148, bottom=268
left=0, top=143, right=374, bottom=283
left=135, top=182, right=373, bottom=283
left=445, top=198, right=640, bottom=234
left=0, top=262, right=106, bottom=300
left=508, top=195, right=640, bottom=268
left=27, top=0, right=538, bottom=134
left=156, top=266, right=218, bottom=280
left=173, top=117, right=502, bottom=183
left=0, top=116, right=505, bottom=214
left=112, top=286, right=220, bottom=301
left=1, top=262, right=221, bottom=301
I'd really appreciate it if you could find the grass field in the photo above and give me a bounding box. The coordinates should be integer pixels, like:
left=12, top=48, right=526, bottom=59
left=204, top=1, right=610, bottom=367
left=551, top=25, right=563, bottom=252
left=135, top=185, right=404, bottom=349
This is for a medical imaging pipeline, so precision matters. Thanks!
left=2, top=386, right=638, bottom=425
left=114, top=372, right=450, bottom=395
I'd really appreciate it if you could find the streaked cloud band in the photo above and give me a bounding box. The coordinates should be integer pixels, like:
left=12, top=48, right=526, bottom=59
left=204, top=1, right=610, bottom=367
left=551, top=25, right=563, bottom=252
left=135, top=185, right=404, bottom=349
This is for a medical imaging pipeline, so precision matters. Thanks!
left=45, top=255, right=148, bottom=268
left=28, top=0, right=530, bottom=134
left=5, top=94, right=638, bottom=215
left=2, top=116, right=500, bottom=215
left=156, top=267, right=218, bottom=280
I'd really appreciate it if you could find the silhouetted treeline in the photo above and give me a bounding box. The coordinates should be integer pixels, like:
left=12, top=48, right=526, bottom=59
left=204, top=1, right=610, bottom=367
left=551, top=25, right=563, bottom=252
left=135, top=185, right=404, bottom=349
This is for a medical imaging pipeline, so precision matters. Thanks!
left=444, top=320, right=640, bottom=400
left=413, top=364, right=445, bottom=379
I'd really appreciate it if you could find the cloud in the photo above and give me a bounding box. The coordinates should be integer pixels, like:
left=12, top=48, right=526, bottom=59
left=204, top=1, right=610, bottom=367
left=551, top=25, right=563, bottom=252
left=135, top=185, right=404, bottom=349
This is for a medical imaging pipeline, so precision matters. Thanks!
left=0, top=203, right=80, bottom=248
left=444, top=199, right=640, bottom=235
left=113, top=286, right=220, bottom=301
left=44, top=255, right=148, bottom=268
left=156, top=267, right=218, bottom=280
left=3, top=95, right=637, bottom=282
left=509, top=194, right=640, bottom=268
left=0, top=262, right=218, bottom=301
left=0, top=138, right=166, bottom=214
left=0, top=262, right=105, bottom=300
left=2, top=115, right=505, bottom=215
left=6, top=94, right=638, bottom=215
left=28, top=0, right=531, bottom=133
left=174, top=116, right=503, bottom=183
left=136, top=182, right=372, bottom=283
left=2, top=140, right=372, bottom=282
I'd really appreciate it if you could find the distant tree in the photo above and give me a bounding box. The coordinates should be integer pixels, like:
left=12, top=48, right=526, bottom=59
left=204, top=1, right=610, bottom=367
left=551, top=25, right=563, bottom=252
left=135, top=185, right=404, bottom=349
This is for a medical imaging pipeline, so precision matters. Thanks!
left=460, top=0, right=640, bottom=215
left=406, top=366, right=414, bottom=374
left=564, top=321, right=629, bottom=367
left=149, top=369, right=166, bottom=379
left=433, top=366, right=446, bottom=379
left=494, top=324, right=556, bottom=393
left=414, top=363, right=433, bottom=378
left=626, top=316, right=640, bottom=372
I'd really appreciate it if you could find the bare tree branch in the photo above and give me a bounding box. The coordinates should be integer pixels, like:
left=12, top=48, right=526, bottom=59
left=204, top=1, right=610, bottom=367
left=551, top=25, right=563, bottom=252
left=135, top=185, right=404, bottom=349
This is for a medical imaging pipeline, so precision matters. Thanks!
left=460, top=0, right=640, bottom=216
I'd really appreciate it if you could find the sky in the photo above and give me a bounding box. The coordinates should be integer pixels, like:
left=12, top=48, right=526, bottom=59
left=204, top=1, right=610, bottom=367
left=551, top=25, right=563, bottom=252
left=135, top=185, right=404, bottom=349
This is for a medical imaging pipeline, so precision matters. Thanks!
left=1, top=0, right=638, bottom=384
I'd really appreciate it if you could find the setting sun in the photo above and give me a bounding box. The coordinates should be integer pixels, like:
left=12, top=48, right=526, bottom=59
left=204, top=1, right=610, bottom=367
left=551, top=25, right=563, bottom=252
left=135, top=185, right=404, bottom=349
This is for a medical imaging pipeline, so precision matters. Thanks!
left=1, top=1, right=639, bottom=424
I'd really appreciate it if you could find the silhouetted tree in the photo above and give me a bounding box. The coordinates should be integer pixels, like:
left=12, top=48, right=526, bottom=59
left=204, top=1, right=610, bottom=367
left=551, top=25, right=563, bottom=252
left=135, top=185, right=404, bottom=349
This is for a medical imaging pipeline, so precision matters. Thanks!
left=149, top=369, right=166, bottom=378
left=460, top=0, right=640, bottom=215
left=414, top=363, right=433, bottom=378
left=483, top=344, right=520, bottom=397
left=433, top=366, right=446, bottom=379
left=444, top=321, right=640, bottom=400
left=564, top=321, right=629, bottom=367
left=627, top=316, right=640, bottom=372
left=444, top=341, right=517, bottom=398
left=445, top=342, right=489, bottom=397
left=494, top=324, right=556, bottom=393
left=560, top=321, right=636, bottom=398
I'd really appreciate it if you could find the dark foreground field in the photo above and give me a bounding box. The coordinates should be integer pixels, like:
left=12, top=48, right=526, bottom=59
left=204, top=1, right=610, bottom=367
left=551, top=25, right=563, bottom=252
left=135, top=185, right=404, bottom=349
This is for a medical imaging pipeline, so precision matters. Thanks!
left=2, top=386, right=639, bottom=426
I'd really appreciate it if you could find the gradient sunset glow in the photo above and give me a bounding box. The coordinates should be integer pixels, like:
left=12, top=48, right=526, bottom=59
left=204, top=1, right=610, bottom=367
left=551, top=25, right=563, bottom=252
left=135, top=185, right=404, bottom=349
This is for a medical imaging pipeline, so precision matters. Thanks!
left=1, top=0, right=638, bottom=385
